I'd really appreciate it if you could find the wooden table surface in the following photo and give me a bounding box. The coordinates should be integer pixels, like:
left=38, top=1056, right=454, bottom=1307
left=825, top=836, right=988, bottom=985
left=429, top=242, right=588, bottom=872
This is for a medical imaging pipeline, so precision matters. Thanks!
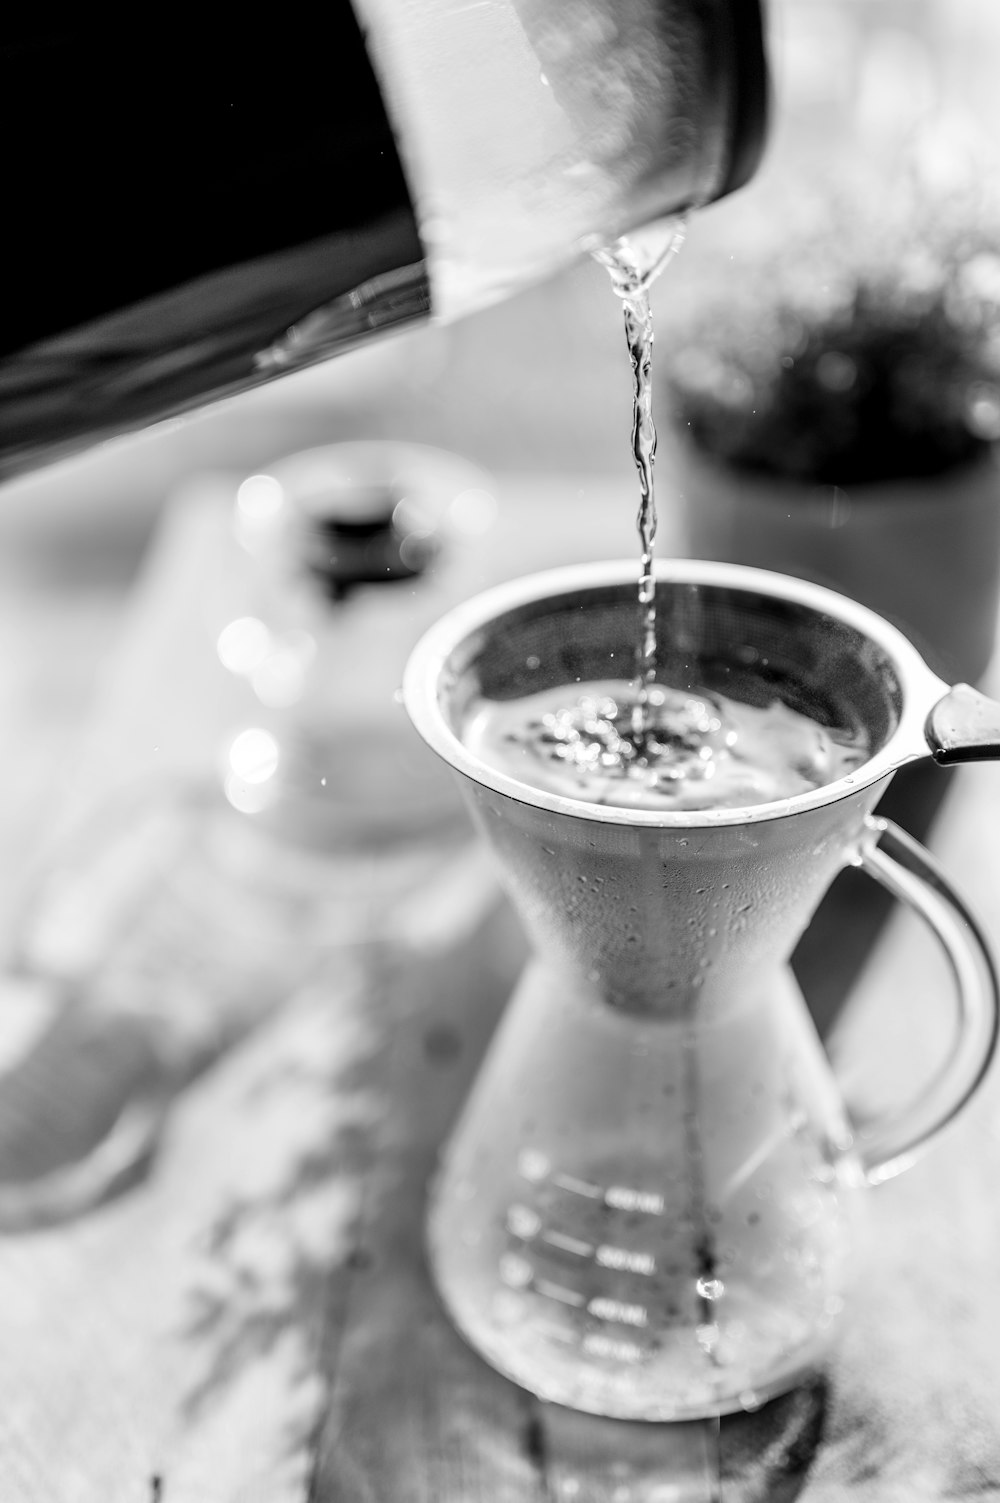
left=0, top=471, right=999, bottom=1503
left=6, top=8, right=1000, bottom=1485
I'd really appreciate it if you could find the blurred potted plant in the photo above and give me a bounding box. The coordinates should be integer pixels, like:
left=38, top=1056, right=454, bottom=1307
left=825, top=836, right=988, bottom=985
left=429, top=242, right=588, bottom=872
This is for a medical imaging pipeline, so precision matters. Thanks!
left=660, top=178, right=1000, bottom=685
left=657, top=178, right=1000, bottom=1027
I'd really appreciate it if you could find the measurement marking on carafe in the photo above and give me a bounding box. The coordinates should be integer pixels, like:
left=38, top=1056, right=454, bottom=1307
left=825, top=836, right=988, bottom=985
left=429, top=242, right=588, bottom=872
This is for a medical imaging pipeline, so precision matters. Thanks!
left=588, top=1296, right=648, bottom=1327
left=541, top=1229, right=595, bottom=1257
left=535, top=1321, right=577, bottom=1345
left=596, top=1244, right=656, bottom=1275
left=551, top=1172, right=604, bottom=1199
left=526, top=1225, right=658, bottom=1276
left=534, top=1278, right=587, bottom=1308
left=545, top=1171, right=665, bottom=1215
left=582, top=1332, right=644, bottom=1364
left=605, top=1185, right=664, bottom=1214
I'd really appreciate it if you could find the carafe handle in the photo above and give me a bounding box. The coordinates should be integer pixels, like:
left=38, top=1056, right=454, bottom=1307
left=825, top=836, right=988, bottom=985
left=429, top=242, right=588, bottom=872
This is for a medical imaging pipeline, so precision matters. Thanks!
left=850, top=815, right=999, bottom=1186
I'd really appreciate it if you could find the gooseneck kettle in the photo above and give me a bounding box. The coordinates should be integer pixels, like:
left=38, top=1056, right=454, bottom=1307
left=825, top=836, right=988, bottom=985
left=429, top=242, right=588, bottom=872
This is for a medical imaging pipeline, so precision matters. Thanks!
left=2, top=2, right=768, bottom=477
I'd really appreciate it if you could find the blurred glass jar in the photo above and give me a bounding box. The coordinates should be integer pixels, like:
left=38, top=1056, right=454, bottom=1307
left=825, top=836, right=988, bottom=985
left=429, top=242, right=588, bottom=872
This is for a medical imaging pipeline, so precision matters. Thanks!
left=216, top=441, right=498, bottom=849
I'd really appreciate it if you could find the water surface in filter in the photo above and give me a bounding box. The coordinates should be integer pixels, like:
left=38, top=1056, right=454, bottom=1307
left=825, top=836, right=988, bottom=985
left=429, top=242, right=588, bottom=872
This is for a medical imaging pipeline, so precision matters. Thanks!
left=462, top=678, right=870, bottom=811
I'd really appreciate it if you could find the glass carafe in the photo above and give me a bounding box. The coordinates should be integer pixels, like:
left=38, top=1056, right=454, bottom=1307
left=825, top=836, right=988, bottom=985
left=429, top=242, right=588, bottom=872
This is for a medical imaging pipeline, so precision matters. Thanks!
left=403, top=560, right=1000, bottom=1420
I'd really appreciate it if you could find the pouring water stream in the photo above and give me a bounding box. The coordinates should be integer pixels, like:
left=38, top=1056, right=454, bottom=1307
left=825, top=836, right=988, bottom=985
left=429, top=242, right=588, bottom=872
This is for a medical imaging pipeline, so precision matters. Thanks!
left=593, top=217, right=688, bottom=742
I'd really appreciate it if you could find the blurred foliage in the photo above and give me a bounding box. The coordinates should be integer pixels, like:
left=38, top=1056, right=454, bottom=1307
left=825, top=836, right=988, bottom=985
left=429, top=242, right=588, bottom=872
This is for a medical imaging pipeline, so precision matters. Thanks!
left=662, top=176, right=1000, bottom=484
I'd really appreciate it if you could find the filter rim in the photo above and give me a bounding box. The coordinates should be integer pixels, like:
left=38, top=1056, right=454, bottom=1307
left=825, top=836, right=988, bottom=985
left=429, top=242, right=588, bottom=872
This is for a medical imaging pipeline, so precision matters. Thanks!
left=402, top=559, right=949, bottom=829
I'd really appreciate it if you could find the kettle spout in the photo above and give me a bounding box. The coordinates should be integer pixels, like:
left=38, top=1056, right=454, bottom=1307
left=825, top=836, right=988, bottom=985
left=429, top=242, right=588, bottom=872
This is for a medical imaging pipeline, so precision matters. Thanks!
left=926, top=683, right=1000, bottom=764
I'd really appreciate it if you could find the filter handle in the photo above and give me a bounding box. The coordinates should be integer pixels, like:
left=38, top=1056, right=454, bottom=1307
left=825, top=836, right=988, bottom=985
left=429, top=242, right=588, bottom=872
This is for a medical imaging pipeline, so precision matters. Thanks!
left=926, top=683, right=1000, bottom=764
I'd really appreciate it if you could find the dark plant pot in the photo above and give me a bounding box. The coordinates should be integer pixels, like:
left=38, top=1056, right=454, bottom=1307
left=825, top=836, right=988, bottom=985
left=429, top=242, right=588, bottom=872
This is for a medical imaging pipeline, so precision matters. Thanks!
left=670, top=443, right=1000, bottom=684
left=665, top=440, right=1000, bottom=1033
